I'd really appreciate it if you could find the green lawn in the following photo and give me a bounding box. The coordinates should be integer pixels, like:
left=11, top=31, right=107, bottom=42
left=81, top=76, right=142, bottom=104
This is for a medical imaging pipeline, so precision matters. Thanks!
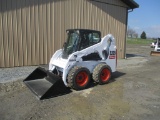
left=127, top=38, right=155, bottom=45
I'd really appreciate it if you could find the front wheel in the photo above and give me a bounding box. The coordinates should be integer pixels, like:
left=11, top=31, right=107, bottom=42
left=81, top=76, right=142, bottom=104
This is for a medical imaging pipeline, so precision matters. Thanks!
left=67, top=66, right=90, bottom=90
left=92, top=63, right=111, bottom=85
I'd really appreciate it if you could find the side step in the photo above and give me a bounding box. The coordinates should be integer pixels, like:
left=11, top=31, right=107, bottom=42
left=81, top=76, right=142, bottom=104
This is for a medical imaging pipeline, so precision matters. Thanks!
left=150, top=51, right=160, bottom=56
left=23, top=67, right=62, bottom=100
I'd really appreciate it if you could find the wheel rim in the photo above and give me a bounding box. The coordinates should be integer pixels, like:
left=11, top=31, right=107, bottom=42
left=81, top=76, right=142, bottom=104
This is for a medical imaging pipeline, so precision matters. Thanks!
left=76, top=71, right=88, bottom=87
left=100, top=68, right=110, bottom=82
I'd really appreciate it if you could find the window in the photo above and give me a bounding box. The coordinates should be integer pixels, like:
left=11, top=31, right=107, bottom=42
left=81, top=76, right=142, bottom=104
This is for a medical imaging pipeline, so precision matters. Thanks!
left=90, top=32, right=101, bottom=44
left=64, top=32, right=80, bottom=56
left=80, top=32, right=101, bottom=50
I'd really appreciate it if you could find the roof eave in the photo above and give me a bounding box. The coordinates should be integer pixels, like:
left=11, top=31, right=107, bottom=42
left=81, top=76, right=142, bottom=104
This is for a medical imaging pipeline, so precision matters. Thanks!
left=121, top=0, right=139, bottom=9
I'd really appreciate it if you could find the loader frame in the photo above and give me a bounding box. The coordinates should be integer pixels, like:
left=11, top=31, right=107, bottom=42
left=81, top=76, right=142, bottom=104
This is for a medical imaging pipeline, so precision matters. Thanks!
left=150, top=38, right=160, bottom=56
left=23, top=29, right=117, bottom=99
left=49, top=30, right=116, bottom=86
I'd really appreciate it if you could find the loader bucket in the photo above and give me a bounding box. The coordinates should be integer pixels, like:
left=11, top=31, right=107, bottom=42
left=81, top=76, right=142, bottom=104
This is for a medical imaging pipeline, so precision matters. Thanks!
left=23, top=67, right=62, bottom=100
left=150, top=51, right=160, bottom=56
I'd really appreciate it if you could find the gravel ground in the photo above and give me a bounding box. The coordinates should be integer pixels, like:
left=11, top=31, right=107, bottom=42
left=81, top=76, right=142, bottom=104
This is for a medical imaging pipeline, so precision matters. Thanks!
left=0, top=56, right=147, bottom=95
left=0, top=66, right=37, bottom=83
left=0, top=56, right=147, bottom=83
left=0, top=44, right=160, bottom=120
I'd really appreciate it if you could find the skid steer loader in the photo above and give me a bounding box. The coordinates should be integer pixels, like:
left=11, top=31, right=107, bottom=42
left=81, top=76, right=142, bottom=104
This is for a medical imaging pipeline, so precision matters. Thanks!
left=150, top=38, right=160, bottom=56
left=24, top=29, right=117, bottom=99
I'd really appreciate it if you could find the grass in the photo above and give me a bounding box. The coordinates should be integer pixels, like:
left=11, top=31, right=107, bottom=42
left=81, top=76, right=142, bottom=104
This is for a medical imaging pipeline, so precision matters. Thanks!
left=127, top=38, right=155, bottom=45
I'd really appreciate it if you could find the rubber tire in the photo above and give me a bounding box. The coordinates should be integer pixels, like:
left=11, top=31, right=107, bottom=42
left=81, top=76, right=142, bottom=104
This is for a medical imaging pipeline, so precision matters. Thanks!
left=67, top=66, right=90, bottom=90
left=92, top=63, right=111, bottom=85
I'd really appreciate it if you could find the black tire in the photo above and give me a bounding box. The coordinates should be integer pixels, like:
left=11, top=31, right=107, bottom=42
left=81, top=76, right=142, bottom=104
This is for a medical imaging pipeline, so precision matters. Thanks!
left=67, top=66, right=90, bottom=90
left=92, top=63, right=111, bottom=85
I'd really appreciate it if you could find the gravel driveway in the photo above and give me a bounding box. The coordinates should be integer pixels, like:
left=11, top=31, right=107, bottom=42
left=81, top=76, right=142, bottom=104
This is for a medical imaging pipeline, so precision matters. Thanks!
left=0, top=44, right=160, bottom=120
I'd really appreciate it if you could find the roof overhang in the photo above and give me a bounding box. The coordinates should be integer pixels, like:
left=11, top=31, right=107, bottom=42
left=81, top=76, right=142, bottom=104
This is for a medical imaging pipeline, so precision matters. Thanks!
left=121, top=0, right=139, bottom=9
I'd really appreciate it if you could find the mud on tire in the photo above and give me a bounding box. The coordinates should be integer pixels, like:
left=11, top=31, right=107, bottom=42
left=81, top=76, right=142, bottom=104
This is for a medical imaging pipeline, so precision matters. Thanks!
left=67, top=66, right=90, bottom=90
left=92, top=63, right=111, bottom=85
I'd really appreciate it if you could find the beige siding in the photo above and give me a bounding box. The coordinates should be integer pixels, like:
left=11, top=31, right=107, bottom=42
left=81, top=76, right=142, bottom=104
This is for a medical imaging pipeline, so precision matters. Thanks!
left=0, top=0, right=127, bottom=67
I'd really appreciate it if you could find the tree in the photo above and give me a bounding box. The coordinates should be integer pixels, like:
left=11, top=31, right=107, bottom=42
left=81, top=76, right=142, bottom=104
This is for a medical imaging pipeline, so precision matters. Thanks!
left=127, top=26, right=138, bottom=38
left=140, top=31, right=147, bottom=39
left=127, top=27, right=136, bottom=38
left=133, top=33, right=138, bottom=38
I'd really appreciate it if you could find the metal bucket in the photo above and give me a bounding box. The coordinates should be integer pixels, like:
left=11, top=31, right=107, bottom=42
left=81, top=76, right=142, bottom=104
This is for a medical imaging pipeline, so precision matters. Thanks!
left=23, top=67, right=62, bottom=100
left=150, top=51, right=160, bottom=56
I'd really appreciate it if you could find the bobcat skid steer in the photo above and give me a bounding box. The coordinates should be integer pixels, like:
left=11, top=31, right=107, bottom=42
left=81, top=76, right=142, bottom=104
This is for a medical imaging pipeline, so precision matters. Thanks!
left=150, top=38, right=160, bottom=56
left=24, top=29, right=117, bottom=100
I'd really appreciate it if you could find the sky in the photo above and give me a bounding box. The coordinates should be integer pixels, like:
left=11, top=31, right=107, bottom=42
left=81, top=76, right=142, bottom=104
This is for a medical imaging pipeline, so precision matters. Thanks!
left=128, top=0, right=160, bottom=38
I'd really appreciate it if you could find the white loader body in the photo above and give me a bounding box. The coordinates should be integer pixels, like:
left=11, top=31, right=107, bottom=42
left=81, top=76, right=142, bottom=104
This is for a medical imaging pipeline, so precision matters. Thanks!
left=151, top=38, right=160, bottom=56
left=49, top=34, right=116, bottom=86
left=154, top=39, right=160, bottom=51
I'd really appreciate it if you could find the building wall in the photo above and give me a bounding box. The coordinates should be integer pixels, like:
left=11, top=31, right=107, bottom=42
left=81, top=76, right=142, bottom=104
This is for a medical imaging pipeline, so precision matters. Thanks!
left=0, top=0, right=128, bottom=67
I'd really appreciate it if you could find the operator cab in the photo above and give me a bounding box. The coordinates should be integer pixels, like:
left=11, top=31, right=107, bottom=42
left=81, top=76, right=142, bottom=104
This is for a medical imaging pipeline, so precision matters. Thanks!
left=62, top=29, right=101, bottom=58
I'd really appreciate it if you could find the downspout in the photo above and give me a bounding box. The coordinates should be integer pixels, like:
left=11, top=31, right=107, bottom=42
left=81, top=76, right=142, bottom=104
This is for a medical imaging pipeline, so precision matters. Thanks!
left=128, top=9, right=133, bottom=13
left=125, top=8, right=133, bottom=59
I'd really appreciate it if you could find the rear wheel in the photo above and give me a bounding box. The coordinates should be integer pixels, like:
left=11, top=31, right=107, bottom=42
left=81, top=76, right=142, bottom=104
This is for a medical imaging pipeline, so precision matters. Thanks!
left=92, top=63, right=111, bottom=84
left=67, top=66, right=90, bottom=90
